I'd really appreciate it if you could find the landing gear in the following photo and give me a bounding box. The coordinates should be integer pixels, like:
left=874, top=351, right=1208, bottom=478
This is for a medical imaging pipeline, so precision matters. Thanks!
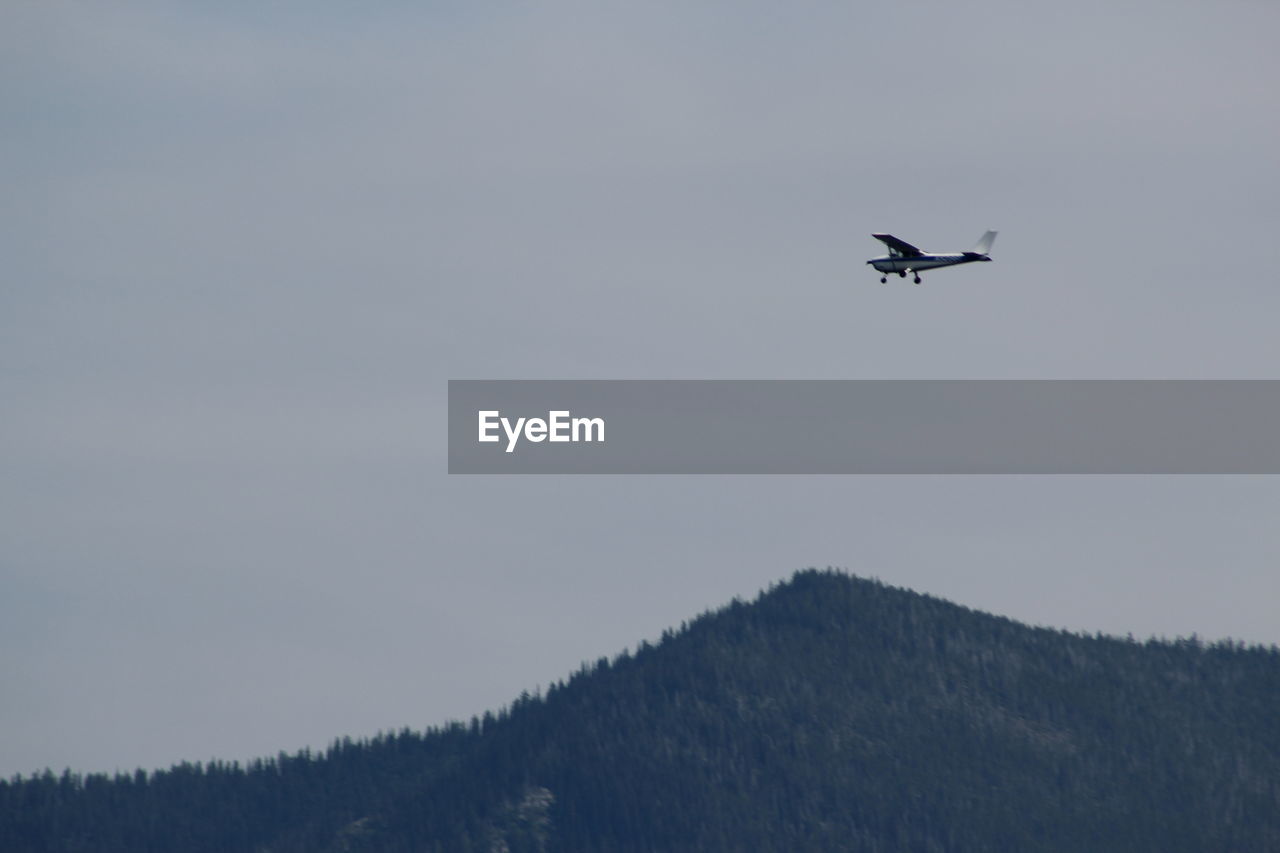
left=875, top=269, right=921, bottom=284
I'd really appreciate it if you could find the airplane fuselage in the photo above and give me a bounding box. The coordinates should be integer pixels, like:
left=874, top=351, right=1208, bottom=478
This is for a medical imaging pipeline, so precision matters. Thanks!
left=867, top=231, right=996, bottom=284
left=867, top=252, right=990, bottom=274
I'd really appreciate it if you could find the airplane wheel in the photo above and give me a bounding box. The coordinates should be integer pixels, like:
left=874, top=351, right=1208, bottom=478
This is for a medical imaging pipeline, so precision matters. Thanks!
left=898, top=271, right=906, bottom=278
left=880, top=277, right=887, bottom=283
left=913, top=277, right=921, bottom=284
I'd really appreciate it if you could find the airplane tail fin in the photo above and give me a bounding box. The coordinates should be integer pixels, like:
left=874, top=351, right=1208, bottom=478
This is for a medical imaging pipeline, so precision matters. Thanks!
left=971, top=230, right=997, bottom=255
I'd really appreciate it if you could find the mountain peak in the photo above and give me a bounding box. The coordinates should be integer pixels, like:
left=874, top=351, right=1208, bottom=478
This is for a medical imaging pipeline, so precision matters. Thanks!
left=4, top=569, right=1278, bottom=852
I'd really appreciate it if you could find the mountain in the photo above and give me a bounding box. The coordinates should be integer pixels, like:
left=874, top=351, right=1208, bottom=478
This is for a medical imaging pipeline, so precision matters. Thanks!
left=3, top=569, right=1278, bottom=852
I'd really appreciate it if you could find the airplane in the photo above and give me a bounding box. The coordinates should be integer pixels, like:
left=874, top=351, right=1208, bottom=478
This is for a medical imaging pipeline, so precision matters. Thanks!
left=867, top=230, right=997, bottom=284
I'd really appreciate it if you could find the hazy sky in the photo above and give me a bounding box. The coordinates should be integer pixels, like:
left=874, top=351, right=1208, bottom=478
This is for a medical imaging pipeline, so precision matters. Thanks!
left=4, top=0, right=1280, bottom=778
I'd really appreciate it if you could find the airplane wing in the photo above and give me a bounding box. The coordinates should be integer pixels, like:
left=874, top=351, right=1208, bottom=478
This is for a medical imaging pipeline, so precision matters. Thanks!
left=871, top=234, right=923, bottom=257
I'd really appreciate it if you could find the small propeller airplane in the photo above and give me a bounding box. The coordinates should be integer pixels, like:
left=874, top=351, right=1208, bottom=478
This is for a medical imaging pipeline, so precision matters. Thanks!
left=867, top=230, right=997, bottom=284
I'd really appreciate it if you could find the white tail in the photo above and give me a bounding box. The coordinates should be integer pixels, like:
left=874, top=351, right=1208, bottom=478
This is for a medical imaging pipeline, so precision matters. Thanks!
left=972, top=230, right=997, bottom=254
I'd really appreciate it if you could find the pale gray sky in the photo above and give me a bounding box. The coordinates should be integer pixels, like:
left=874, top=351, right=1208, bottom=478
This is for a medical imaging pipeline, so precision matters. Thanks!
left=3, top=0, right=1279, bottom=777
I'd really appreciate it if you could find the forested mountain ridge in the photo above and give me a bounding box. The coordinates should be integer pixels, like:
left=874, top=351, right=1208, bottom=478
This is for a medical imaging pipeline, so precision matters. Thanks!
left=4, top=569, right=1279, bottom=852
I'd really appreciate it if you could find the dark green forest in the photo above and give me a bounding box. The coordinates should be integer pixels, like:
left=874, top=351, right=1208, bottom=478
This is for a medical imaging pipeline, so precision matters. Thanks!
left=4, top=569, right=1279, bottom=851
